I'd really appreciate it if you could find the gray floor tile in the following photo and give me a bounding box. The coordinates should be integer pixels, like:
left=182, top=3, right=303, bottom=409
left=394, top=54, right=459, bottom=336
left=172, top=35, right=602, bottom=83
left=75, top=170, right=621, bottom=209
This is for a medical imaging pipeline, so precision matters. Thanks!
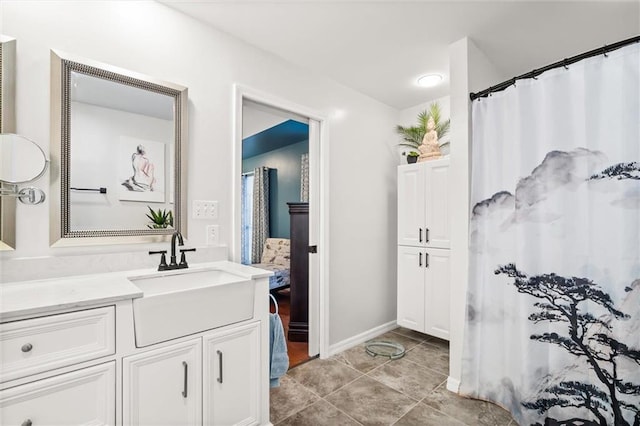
left=270, top=376, right=321, bottom=424
left=331, top=343, right=389, bottom=373
left=390, top=327, right=431, bottom=342
left=422, top=386, right=514, bottom=426
left=277, top=399, right=362, bottom=426
left=287, top=358, right=362, bottom=397
left=404, top=341, right=449, bottom=374
left=393, top=402, right=465, bottom=426
left=326, top=375, right=417, bottom=426
left=368, top=357, right=447, bottom=400
left=423, top=336, right=450, bottom=350
left=367, top=330, right=424, bottom=352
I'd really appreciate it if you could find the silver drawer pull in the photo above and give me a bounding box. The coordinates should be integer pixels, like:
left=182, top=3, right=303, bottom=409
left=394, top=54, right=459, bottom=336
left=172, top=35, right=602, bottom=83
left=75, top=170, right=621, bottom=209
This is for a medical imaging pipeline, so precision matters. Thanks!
left=22, top=419, right=33, bottom=426
left=21, top=343, right=33, bottom=353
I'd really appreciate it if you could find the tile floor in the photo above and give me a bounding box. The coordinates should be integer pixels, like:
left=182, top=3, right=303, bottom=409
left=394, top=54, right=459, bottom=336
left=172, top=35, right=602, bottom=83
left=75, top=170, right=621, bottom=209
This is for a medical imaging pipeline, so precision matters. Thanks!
left=270, top=327, right=516, bottom=426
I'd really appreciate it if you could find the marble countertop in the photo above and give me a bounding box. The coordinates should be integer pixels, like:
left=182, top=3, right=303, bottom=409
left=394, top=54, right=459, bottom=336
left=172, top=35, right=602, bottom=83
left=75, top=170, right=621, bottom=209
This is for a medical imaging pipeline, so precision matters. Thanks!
left=0, top=261, right=272, bottom=322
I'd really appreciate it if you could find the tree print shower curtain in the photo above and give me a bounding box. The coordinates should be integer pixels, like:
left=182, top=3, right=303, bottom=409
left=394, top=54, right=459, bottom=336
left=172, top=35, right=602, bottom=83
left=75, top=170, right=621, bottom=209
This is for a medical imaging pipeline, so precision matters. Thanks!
left=461, top=42, right=640, bottom=426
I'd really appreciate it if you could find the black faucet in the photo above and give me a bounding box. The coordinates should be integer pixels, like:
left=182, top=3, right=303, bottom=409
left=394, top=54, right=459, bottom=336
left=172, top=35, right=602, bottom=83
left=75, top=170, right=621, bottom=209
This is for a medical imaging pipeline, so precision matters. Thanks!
left=149, top=230, right=196, bottom=271
left=170, top=230, right=184, bottom=267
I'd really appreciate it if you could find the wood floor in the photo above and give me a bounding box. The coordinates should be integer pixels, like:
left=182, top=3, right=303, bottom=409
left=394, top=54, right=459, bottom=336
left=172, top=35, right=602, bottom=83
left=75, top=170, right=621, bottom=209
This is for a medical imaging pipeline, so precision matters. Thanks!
left=270, top=289, right=311, bottom=368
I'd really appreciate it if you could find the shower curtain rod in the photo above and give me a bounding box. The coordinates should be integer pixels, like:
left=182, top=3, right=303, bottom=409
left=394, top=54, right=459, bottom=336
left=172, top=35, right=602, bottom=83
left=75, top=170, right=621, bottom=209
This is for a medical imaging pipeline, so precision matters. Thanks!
left=470, top=35, right=640, bottom=101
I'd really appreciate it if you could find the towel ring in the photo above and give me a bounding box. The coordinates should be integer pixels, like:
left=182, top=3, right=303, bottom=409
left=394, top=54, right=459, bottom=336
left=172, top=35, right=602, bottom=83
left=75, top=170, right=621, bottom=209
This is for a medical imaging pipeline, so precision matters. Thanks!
left=269, top=294, right=279, bottom=315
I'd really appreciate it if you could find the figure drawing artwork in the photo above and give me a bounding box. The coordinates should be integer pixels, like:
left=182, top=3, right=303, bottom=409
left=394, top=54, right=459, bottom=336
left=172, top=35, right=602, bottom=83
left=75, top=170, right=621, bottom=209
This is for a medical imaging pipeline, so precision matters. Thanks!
left=119, top=136, right=165, bottom=203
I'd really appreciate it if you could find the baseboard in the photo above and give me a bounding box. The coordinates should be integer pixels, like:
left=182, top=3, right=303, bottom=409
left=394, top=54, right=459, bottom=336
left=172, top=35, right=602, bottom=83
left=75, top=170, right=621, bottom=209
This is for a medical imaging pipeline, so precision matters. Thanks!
left=446, top=376, right=460, bottom=393
left=327, top=320, right=398, bottom=357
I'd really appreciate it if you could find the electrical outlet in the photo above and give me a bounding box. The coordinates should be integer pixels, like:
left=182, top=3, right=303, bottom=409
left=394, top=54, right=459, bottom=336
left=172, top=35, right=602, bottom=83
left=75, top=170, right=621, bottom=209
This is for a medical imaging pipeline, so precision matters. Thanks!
left=206, top=225, right=220, bottom=246
left=193, top=200, right=219, bottom=220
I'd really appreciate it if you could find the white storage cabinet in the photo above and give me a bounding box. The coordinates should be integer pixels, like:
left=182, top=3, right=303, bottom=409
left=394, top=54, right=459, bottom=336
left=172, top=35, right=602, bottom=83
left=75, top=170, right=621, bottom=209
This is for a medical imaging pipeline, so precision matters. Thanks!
left=397, top=158, right=451, bottom=340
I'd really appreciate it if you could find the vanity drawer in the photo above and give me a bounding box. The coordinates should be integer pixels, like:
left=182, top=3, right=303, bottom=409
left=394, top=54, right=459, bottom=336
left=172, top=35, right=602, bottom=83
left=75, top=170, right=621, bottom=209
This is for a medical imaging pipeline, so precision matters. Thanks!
left=0, top=306, right=115, bottom=383
left=0, top=361, right=115, bottom=426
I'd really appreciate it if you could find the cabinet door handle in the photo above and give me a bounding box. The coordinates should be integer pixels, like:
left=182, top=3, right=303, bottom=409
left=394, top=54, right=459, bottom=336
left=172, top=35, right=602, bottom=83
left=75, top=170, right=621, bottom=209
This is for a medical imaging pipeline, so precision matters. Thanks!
left=182, top=361, right=188, bottom=398
left=425, top=228, right=429, bottom=243
left=419, top=252, right=422, bottom=267
left=21, top=419, right=33, bottom=426
left=21, top=343, right=33, bottom=353
left=217, top=350, right=223, bottom=383
left=425, top=252, right=429, bottom=268
left=419, top=228, right=422, bottom=243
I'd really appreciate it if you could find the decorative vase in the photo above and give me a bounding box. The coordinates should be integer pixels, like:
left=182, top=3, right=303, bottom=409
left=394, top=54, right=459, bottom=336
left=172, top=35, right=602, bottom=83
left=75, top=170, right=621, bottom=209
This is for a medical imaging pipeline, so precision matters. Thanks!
left=407, top=155, right=418, bottom=164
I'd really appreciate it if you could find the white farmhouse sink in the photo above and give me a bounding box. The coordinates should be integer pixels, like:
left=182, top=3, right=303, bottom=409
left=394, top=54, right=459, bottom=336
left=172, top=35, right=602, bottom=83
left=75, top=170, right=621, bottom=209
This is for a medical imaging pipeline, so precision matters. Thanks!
left=129, top=268, right=255, bottom=347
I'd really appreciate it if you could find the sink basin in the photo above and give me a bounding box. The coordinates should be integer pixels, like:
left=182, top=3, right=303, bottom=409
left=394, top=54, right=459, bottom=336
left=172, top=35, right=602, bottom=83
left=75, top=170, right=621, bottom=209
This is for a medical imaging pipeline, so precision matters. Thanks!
left=129, top=268, right=255, bottom=347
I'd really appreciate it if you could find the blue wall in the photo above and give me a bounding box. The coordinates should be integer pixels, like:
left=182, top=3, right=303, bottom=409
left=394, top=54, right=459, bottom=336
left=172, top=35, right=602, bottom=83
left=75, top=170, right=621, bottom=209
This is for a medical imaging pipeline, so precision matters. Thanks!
left=242, top=140, right=309, bottom=238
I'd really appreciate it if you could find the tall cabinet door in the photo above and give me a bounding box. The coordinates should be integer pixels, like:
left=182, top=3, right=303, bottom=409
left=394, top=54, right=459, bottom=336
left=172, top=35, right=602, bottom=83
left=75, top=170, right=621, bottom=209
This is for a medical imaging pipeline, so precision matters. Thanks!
left=397, top=246, right=425, bottom=332
left=424, top=248, right=451, bottom=340
left=123, top=339, right=202, bottom=426
left=203, top=322, right=261, bottom=426
left=397, top=164, right=426, bottom=246
left=424, top=160, right=450, bottom=249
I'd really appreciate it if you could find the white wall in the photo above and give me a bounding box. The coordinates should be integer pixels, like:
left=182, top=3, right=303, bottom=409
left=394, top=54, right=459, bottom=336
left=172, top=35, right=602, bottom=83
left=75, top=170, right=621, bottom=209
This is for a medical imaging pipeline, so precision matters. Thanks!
left=0, top=1, right=398, bottom=347
left=448, top=37, right=505, bottom=389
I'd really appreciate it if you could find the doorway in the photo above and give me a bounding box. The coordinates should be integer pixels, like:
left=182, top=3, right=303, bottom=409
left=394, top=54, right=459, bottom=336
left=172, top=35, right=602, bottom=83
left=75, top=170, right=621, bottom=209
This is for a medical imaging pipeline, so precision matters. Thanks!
left=233, top=86, right=327, bottom=365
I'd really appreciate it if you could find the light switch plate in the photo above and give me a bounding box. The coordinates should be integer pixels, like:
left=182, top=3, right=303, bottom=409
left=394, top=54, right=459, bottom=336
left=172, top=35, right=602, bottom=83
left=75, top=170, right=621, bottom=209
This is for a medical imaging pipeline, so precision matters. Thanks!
left=193, top=200, right=219, bottom=220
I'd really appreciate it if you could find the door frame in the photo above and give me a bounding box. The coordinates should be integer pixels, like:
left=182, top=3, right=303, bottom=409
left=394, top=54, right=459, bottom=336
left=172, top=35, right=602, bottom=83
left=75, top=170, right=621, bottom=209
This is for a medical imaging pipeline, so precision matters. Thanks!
left=232, top=84, right=330, bottom=358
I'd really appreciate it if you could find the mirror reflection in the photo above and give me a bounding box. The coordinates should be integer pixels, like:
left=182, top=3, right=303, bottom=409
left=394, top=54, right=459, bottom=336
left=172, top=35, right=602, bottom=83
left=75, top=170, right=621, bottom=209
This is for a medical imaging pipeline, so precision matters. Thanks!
left=1, top=35, right=17, bottom=251
left=69, top=71, right=175, bottom=232
left=0, top=133, right=48, bottom=183
left=50, top=50, right=187, bottom=245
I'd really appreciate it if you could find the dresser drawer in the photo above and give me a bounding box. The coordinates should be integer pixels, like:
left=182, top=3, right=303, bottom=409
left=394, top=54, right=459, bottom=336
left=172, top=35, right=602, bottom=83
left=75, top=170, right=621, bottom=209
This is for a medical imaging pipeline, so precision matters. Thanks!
left=0, top=361, right=115, bottom=426
left=0, top=307, right=115, bottom=383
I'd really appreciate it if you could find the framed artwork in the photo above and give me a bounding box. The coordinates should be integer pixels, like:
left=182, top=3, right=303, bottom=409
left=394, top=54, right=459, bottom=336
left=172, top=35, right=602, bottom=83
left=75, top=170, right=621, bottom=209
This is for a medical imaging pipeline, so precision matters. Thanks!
left=119, top=136, right=165, bottom=203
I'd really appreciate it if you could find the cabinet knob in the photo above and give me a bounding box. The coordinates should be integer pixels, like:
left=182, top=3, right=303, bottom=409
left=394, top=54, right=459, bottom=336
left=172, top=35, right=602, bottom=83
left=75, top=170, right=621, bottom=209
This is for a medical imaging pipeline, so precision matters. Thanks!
left=21, top=343, right=33, bottom=353
left=22, top=419, right=33, bottom=426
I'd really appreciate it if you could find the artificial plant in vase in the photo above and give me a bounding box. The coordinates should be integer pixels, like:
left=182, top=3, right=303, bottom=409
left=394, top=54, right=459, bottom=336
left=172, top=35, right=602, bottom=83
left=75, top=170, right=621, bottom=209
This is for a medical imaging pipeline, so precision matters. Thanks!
left=146, top=206, right=174, bottom=229
left=396, top=102, right=451, bottom=161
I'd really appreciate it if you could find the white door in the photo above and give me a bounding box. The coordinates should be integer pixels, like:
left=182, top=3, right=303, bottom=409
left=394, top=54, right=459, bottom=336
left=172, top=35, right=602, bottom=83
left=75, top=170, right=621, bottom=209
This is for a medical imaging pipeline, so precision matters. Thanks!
left=397, top=246, right=425, bottom=333
left=123, top=339, right=202, bottom=426
left=203, top=322, right=260, bottom=426
left=0, top=362, right=115, bottom=426
left=397, top=164, right=426, bottom=246
left=424, top=248, right=451, bottom=340
left=424, top=160, right=450, bottom=249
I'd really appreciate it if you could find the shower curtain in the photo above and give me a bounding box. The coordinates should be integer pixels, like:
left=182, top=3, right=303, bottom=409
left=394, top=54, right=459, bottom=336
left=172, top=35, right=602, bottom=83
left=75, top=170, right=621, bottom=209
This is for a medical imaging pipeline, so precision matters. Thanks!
left=461, top=43, right=640, bottom=426
left=251, top=167, right=270, bottom=263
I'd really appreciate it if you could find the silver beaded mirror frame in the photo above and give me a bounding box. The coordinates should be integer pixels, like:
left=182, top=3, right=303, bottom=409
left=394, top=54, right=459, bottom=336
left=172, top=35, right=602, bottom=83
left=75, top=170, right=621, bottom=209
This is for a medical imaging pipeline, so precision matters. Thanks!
left=50, top=50, right=188, bottom=247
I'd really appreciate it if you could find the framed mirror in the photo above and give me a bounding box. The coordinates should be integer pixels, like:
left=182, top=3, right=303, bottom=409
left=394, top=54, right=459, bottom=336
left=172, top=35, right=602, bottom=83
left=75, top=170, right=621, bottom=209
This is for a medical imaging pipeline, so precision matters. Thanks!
left=50, top=50, right=188, bottom=246
left=0, top=35, right=17, bottom=251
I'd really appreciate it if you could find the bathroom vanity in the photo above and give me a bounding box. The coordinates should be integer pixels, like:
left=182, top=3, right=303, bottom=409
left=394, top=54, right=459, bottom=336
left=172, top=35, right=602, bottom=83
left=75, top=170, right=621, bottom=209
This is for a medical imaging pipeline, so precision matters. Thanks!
left=0, top=262, right=272, bottom=426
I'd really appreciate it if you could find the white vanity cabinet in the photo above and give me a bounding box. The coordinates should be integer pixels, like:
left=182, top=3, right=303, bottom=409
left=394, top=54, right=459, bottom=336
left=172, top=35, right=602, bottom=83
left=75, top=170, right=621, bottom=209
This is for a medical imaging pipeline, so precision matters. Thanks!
left=0, top=262, right=271, bottom=426
left=123, top=339, right=202, bottom=426
left=203, top=322, right=261, bottom=426
left=397, top=159, right=451, bottom=340
left=0, top=361, right=116, bottom=426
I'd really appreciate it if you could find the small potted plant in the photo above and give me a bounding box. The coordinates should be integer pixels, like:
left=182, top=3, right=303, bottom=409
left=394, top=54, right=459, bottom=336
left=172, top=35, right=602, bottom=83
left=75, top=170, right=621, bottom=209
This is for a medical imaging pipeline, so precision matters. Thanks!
left=146, top=206, right=174, bottom=229
left=396, top=102, right=450, bottom=163
left=403, top=151, right=420, bottom=164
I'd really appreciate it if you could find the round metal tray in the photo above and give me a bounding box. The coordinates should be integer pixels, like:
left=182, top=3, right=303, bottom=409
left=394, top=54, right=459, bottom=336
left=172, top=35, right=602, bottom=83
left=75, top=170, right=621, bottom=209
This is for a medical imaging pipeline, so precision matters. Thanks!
left=364, top=341, right=406, bottom=360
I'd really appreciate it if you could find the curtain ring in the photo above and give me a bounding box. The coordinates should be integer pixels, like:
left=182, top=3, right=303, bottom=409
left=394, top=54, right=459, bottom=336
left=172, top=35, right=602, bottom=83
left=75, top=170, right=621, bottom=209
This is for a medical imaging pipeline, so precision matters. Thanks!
left=511, top=77, right=517, bottom=88
left=602, top=45, right=608, bottom=58
left=563, top=59, right=569, bottom=70
left=531, top=69, right=538, bottom=80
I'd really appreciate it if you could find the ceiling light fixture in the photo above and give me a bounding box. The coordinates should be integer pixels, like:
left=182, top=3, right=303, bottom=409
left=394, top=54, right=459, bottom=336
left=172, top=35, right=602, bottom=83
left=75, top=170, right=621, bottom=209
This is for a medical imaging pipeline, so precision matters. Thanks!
left=416, top=74, right=443, bottom=88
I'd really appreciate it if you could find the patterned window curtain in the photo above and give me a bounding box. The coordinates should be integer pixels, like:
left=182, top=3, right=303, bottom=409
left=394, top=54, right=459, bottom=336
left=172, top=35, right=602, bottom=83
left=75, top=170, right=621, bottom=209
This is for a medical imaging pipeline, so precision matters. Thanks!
left=240, top=173, right=254, bottom=265
left=251, top=167, right=270, bottom=263
left=461, top=42, right=640, bottom=426
left=300, top=153, right=309, bottom=202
